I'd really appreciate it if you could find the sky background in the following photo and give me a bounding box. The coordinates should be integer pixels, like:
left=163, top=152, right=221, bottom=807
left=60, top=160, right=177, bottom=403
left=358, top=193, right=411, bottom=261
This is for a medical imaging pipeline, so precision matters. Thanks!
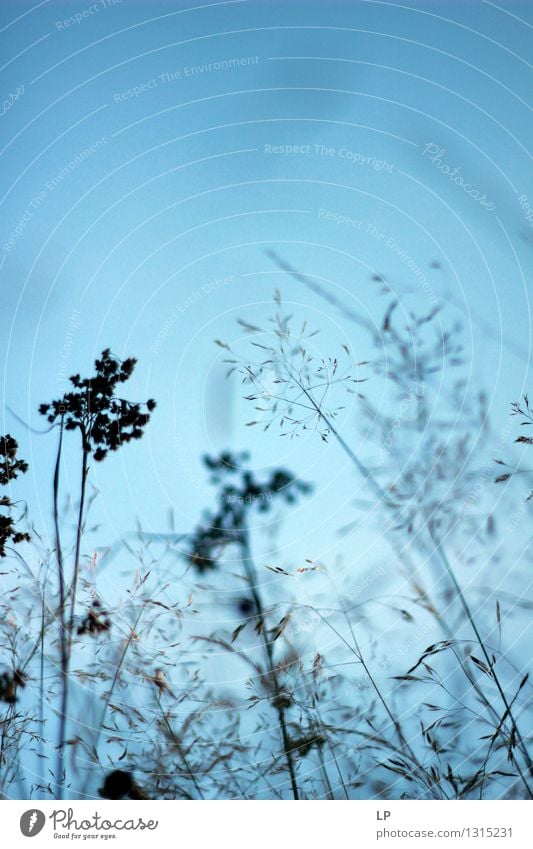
left=1, top=0, right=533, bottom=801
left=1, top=0, right=533, bottom=620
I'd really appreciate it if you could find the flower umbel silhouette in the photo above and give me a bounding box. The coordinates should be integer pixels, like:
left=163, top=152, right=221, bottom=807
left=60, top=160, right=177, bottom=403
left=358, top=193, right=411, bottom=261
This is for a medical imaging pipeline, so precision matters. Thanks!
left=0, top=434, right=29, bottom=558
left=39, top=348, right=156, bottom=461
left=186, top=451, right=311, bottom=573
left=38, top=349, right=156, bottom=799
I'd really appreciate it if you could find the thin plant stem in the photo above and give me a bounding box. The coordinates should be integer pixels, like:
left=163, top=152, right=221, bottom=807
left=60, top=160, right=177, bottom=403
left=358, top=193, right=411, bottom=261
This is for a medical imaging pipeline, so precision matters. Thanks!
left=294, top=374, right=519, bottom=770
left=427, top=521, right=533, bottom=789
left=241, top=532, right=300, bottom=800
left=157, top=697, right=205, bottom=800
left=309, top=605, right=437, bottom=797
left=67, top=446, right=89, bottom=644
left=269, top=255, right=532, bottom=785
left=58, top=441, right=89, bottom=798
left=293, top=374, right=533, bottom=797
left=38, top=581, right=46, bottom=798
left=317, top=747, right=335, bottom=799
left=297, top=684, right=350, bottom=799
left=0, top=703, right=15, bottom=795
left=53, top=417, right=68, bottom=800
left=87, top=604, right=146, bottom=792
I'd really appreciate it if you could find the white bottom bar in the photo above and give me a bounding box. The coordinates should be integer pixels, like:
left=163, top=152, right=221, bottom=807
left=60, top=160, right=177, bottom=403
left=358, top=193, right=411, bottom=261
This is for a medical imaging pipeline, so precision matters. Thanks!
left=3, top=800, right=531, bottom=848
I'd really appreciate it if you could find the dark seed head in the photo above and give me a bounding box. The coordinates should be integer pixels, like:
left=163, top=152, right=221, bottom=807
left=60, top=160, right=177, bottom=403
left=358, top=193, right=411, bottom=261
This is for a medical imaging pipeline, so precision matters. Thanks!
left=98, top=770, right=134, bottom=800
left=237, top=597, right=254, bottom=616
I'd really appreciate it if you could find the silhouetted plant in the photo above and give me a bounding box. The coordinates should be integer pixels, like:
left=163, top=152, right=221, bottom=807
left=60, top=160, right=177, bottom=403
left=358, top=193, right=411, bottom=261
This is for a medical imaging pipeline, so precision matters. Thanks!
left=186, top=452, right=311, bottom=798
left=276, top=260, right=533, bottom=796
left=1, top=284, right=531, bottom=800
left=38, top=349, right=155, bottom=798
left=76, top=598, right=111, bottom=637
left=39, top=348, right=156, bottom=461
left=186, top=451, right=311, bottom=574
left=227, top=275, right=532, bottom=799
left=99, top=769, right=149, bottom=800
left=494, top=395, right=533, bottom=493
left=0, top=668, right=26, bottom=704
left=0, top=434, right=29, bottom=558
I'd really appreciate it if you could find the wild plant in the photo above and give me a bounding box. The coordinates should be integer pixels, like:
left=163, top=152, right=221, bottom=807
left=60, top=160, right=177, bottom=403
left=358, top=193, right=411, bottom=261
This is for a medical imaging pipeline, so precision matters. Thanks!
left=224, top=278, right=532, bottom=799
left=37, top=349, right=156, bottom=797
left=0, top=434, right=30, bottom=558
left=1, top=299, right=530, bottom=801
left=184, top=451, right=312, bottom=798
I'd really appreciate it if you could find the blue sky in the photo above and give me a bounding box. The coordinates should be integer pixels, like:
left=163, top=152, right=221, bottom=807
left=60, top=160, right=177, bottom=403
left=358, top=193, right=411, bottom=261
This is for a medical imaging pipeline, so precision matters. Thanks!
left=2, top=0, right=533, bottom=802
left=1, top=0, right=533, bottom=572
